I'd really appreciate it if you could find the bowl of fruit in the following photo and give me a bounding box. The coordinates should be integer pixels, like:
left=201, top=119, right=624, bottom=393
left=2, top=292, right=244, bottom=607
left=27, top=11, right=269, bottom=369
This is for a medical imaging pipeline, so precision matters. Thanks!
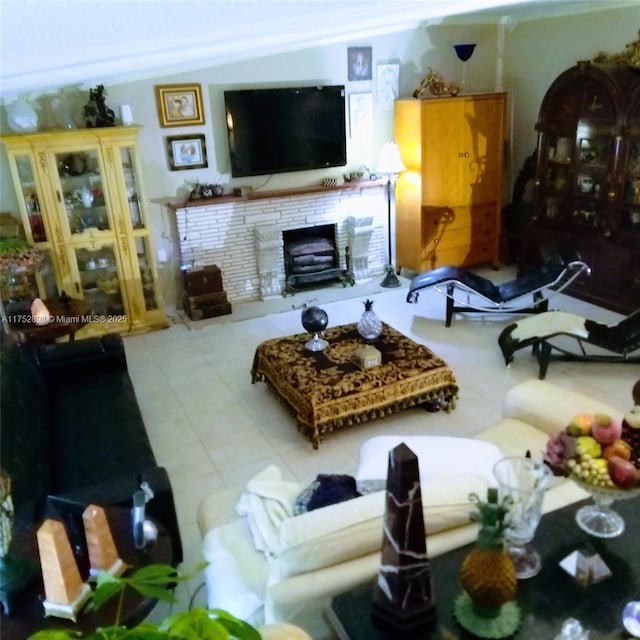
left=545, top=409, right=640, bottom=538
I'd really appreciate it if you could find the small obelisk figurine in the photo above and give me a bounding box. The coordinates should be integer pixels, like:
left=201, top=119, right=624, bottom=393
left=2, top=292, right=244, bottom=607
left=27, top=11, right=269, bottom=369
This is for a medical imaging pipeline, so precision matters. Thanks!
left=372, top=442, right=436, bottom=630
left=82, top=504, right=126, bottom=577
left=37, top=519, right=91, bottom=621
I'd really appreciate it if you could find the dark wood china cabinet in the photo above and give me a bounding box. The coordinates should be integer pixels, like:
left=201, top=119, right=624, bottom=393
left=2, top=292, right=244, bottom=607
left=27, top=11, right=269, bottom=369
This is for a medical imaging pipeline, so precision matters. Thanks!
left=521, top=60, right=640, bottom=314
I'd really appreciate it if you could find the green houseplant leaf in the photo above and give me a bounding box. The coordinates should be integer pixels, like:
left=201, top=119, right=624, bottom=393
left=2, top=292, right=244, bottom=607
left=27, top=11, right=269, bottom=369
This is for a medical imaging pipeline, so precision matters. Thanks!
left=30, top=563, right=260, bottom=640
left=160, top=608, right=261, bottom=639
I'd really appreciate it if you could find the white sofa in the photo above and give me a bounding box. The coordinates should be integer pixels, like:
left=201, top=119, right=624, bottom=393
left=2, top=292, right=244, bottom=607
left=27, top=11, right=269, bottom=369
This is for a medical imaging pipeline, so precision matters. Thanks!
left=197, top=379, right=623, bottom=638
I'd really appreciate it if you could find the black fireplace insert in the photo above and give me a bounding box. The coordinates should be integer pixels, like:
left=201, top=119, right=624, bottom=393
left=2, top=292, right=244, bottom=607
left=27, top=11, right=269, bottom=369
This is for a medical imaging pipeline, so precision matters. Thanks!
left=282, top=224, right=354, bottom=295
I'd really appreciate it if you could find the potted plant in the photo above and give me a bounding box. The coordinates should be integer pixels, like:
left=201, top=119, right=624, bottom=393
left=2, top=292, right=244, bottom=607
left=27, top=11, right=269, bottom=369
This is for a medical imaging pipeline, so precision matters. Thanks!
left=0, top=238, right=45, bottom=312
left=0, top=237, right=44, bottom=274
left=30, top=563, right=261, bottom=640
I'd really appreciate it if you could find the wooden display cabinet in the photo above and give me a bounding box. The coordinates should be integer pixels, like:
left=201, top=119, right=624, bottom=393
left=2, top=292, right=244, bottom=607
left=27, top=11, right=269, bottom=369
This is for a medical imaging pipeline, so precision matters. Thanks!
left=522, top=60, right=640, bottom=314
left=394, top=92, right=506, bottom=274
left=1, top=127, right=168, bottom=337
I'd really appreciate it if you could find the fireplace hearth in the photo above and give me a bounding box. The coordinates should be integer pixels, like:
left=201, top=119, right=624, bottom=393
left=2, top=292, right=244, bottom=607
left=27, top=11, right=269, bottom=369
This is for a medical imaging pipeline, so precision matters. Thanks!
left=282, top=224, right=354, bottom=295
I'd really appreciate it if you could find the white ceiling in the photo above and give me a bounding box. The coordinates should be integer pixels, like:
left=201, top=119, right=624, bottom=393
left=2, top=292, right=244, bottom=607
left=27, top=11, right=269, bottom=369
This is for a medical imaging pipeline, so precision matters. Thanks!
left=0, top=0, right=634, bottom=98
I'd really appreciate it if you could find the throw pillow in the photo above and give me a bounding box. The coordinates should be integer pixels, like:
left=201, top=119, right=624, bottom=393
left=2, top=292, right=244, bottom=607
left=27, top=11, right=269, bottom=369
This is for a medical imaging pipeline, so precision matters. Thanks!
left=293, top=474, right=361, bottom=515
left=356, top=435, right=504, bottom=494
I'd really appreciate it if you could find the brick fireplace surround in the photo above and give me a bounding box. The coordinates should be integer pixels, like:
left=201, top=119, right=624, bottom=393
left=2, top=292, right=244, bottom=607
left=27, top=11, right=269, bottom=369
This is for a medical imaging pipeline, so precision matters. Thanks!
left=173, top=182, right=388, bottom=301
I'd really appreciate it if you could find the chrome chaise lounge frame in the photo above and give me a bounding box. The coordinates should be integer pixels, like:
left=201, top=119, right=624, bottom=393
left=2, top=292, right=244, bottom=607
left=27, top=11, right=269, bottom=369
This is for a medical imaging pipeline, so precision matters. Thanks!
left=406, top=249, right=591, bottom=327
left=498, top=308, right=640, bottom=379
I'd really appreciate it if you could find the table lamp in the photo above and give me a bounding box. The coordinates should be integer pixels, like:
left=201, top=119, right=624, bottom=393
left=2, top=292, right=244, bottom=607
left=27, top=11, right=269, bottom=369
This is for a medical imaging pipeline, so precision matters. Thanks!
left=376, top=142, right=406, bottom=288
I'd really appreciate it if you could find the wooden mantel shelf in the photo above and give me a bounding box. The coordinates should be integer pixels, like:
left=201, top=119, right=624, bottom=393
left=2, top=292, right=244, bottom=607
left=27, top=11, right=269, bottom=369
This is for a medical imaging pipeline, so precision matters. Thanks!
left=169, top=178, right=385, bottom=209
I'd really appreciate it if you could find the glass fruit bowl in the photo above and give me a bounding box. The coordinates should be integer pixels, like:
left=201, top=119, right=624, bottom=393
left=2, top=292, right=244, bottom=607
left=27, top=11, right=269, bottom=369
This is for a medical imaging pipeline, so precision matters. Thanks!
left=571, top=475, right=640, bottom=538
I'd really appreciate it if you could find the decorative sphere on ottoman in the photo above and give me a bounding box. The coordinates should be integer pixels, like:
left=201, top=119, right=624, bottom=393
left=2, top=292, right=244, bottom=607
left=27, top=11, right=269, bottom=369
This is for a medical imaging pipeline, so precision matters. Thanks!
left=301, top=304, right=329, bottom=351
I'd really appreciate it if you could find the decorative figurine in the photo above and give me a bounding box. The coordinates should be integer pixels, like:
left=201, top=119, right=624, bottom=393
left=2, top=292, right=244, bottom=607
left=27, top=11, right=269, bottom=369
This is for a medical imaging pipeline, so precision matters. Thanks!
left=82, top=85, right=115, bottom=128
left=455, top=488, right=520, bottom=638
left=301, top=303, right=329, bottom=351
left=357, top=298, right=383, bottom=342
left=413, top=67, right=459, bottom=98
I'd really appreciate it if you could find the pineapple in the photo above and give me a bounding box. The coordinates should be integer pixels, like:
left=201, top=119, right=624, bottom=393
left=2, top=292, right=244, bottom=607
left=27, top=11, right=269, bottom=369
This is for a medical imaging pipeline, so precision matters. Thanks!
left=460, top=488, right=517, bottom=616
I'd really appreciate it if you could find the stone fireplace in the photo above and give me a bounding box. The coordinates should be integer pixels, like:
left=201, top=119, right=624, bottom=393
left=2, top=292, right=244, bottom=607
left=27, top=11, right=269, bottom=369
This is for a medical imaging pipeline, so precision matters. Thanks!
left=173, top=182, right=386, bottom=302
left=282, top=223, right=354, bottom=295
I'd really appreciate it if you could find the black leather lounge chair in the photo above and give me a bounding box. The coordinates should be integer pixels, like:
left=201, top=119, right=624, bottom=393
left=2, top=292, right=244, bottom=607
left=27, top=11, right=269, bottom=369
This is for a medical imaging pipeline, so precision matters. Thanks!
left=406, top=246, right=590, bottom=327
left=498, top=308, right=640, bottom=379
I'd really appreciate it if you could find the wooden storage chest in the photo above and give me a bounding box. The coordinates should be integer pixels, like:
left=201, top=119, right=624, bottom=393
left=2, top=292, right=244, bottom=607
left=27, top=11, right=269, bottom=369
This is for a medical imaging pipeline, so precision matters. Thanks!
left=182, top=265, right=232, bottom=320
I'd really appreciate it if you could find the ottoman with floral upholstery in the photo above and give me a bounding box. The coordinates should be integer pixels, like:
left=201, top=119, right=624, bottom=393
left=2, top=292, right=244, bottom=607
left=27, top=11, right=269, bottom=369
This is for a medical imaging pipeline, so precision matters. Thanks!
left=251, top=322, right=459, bottom=448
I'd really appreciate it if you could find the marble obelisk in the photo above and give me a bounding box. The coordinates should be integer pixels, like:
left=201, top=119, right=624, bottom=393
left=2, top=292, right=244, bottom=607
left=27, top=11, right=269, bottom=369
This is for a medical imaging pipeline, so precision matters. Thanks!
left=82, top=504, right=126, bottom=577
left=37, top=519, right=91, bottom=620
left=372, top=442, right=436, bottom=630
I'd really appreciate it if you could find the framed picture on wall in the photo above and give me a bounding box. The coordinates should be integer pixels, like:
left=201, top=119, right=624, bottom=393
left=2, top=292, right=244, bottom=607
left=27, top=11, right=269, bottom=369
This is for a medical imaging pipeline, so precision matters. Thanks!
left=348, top=92, right=373, bottom=139
left=377, top=64, right=399, bottom=108
left=166, top=134, right=208, bottom=170
left=155, top=83, right=205, bottom=127
left=348, top=46, right=372, bottom=81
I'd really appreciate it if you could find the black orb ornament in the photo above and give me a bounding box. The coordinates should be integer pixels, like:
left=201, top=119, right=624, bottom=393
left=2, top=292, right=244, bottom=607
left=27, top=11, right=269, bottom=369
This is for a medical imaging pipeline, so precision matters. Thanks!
left=301, top=305, right=329, bottom=351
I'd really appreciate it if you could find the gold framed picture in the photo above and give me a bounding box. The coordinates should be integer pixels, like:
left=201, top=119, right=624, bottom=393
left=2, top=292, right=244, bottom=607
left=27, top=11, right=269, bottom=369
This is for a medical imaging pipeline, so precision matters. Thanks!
left=166, top=134, right=208, bottom=171
left=155, top=83, right=205, bottom=127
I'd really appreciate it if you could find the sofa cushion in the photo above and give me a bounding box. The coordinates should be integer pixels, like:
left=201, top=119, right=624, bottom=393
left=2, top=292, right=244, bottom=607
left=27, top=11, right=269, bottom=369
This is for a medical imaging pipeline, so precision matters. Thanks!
left=202, top=520, right=266, bottom=623
left=475, top=417, right=552, bottom=459
left=274, top=475, right=490, bottom=580
left=502, top=379, right=623, bottom=435
left=238, top=466, right=490, bottom=582
left=49, top=368, right=156, bottom=492
left=355, top=435, right=504, bottom=493
left=0, top=339, right=51, bottom=517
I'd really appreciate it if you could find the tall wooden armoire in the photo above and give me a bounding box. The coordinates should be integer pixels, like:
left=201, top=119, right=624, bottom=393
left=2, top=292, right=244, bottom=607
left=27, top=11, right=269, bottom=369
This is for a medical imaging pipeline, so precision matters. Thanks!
left=394, top=92, right=507, bottom=274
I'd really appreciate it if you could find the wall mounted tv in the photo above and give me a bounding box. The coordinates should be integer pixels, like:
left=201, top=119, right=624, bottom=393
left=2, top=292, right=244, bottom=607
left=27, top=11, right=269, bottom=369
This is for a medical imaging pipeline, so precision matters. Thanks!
left=224, top=85, right=347, bottom=177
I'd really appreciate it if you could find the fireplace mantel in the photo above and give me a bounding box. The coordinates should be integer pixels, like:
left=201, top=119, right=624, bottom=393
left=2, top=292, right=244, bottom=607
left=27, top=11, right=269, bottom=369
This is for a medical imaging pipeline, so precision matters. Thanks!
left=169, top=178, right=385, bottom=210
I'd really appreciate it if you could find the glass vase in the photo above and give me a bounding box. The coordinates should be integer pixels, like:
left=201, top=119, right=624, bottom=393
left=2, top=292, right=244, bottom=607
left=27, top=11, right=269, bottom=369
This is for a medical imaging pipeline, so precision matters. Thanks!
left=6, top=97, right=38, bottom=133
left=493, top=457, right=552, bottom=579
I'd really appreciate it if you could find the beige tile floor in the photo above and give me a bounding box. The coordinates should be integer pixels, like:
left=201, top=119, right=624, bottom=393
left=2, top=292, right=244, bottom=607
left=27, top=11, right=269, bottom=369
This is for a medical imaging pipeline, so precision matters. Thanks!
left=122, top=269, right=639, bottom=626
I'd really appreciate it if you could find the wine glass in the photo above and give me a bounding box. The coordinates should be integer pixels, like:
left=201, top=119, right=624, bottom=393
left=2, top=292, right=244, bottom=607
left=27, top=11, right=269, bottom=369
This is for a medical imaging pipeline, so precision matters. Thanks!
left=453, top=43, right=476, bottom=92
left=493, top=457, right=552, bottom=579
left=571, top=476, right=640, bottom=538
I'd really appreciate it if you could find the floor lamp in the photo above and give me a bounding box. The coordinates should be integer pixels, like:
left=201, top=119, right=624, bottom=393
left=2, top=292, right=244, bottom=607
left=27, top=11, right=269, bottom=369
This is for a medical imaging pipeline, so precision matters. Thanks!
left=377, top=142, right=406, bottom=288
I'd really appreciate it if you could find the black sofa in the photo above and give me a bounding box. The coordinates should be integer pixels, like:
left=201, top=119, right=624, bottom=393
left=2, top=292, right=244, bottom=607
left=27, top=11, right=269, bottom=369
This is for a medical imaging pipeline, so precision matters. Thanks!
left=0, top=332, right=183, bottom=565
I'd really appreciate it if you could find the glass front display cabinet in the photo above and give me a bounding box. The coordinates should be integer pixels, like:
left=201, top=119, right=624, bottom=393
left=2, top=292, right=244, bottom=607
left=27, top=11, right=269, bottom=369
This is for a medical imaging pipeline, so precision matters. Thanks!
left=1, top=126, right=167, bottom=337
left=523, top=60, right=640, bottom=314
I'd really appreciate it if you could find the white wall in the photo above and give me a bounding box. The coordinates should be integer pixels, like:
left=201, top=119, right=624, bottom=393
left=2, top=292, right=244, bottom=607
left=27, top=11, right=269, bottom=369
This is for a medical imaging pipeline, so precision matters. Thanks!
left=1, top=6, right=638, bottom=308
left=504, top=6, right=640, bottom=193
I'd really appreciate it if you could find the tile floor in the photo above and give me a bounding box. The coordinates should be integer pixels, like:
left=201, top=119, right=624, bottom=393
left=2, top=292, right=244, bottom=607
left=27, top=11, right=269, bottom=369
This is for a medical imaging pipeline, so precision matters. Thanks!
left=122, top=270, right=638, bottom=629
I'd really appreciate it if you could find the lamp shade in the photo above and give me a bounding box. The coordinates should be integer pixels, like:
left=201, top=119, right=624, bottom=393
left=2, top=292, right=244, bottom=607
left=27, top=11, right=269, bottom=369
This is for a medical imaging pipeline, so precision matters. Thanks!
left=376, top=142, right=405, bottom=175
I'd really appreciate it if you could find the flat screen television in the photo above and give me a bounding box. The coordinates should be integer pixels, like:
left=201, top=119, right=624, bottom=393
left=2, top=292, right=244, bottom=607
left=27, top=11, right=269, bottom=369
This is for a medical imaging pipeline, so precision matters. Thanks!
left=224, top=85, right=347, bottom=177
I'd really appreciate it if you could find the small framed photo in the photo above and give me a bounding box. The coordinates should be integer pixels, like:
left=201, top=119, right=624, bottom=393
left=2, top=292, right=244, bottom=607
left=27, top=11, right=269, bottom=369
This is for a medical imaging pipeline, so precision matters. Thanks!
left=348, top=46, right=372, bottom=81
left=349, top=92, right=373, bottom=139
left=155, top=83, right=205, bottom=127
left=166, top=134, right=208, bottom=171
